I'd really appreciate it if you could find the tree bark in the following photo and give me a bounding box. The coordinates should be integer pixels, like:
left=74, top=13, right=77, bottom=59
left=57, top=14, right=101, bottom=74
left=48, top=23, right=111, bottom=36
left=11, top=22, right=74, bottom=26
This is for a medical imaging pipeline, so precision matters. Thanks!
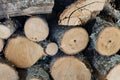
left=90, top=17, right=120, bottom=56
left=0, top=0, right=54, bottom=19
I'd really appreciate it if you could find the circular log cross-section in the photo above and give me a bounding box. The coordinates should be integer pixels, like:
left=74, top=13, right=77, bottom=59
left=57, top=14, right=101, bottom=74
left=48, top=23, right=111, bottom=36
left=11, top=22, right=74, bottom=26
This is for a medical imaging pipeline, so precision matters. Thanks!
left=106, top=64, right=120, bottom=80
left=0, top=63, right=19, bottom=80
left=24, top=17, right=49, bottom=42
left=51, top=56, right=91, bottom=80
left=5, top=36, right=45, bottom=68
left=45, top=42, right=58, bottom=56
left=60, top=27, right=89, bottom=55
left=30, top=78, right=42, bottom=80
left=96, top=27, right=120, bottom=56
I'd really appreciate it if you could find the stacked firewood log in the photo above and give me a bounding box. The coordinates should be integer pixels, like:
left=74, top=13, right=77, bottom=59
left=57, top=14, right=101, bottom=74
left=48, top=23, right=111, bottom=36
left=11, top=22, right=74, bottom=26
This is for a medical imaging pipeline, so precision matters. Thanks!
left=0, top=0, right=120, bottom=80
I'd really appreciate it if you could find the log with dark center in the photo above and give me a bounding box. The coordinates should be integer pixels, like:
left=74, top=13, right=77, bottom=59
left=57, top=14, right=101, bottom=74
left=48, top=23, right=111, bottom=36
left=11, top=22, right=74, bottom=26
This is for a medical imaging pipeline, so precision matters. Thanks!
left=90, top=17, right=120, bottom=56
left=50, top=25, right=89, bottom=55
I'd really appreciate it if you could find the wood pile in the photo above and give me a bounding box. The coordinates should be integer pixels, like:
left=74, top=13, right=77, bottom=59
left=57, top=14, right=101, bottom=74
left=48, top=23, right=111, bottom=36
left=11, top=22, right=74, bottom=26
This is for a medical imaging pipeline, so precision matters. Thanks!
left=0, top=0, right=120, bottom=80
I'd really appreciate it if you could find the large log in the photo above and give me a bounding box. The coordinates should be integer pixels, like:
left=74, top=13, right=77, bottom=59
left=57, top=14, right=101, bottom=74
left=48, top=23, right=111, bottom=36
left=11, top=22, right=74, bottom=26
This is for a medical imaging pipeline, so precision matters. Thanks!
left=5, top=36, right=45, bottom=68
left=0, top=0, right=54, bottom=18
left=59, top=0, right=106, bottom=26
left=50, top=25, right=89, bottom=55
left=50, top=56, right=91, bottom=80
left=90, top=17, right=120, bottom=56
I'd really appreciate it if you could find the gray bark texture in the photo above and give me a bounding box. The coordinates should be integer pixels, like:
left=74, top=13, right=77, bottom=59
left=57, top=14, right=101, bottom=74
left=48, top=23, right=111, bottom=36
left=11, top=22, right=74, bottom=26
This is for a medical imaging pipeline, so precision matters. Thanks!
left=0, top=0, right=54, bottom=18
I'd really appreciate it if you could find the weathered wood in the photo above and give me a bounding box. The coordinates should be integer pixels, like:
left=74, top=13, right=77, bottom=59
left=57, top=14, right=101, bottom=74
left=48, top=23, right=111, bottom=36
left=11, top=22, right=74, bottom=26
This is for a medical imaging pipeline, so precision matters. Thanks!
left=26, top=65, right=50, bottom=80
left=92, top=53, right=120, bottom=80
left=50, top=56, right=91, bottom=80
left=90, top=17, right=120, bottom=56
left=50, top=25, right=89, bottom=55
left=24, top=16, right=49, bottom=42
left=5, top=36, right=45, bottom=68
left=0, top=0, right=54, bottom=18
left=59, top=0, right=106, bottom=26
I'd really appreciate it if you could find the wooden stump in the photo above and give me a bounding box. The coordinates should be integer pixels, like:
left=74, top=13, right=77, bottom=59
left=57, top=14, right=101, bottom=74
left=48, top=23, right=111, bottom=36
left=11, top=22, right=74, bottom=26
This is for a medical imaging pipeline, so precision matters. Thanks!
left=92, top=53, right=120, bottom=80
left=59, top=0, right=106, bottom=26
left=0, top=38, right=4, bottom=52
left=26, top=65, right=50, bottom=80
left=90, top=17, right=120, bottom=56
left=50, top=26, right=89, bottom=55
left=5, top=36, right=45, bottom=68
left=24, top=16, right=49, bottom=42
left=0, top=19, right=18, bottom=39
left=51, top=56, right=91, bottom=80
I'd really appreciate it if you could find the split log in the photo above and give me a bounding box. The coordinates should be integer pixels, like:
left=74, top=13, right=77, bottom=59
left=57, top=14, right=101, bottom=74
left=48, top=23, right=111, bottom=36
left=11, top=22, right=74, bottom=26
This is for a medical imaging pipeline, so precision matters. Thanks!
left=24, top=16, right=49, bottom=42
left=50, top=56, right=91, bottom=80
left=92, top=53, right=120, bottom=80
left=0, top=0, right=54, bottom=18
left=5, top=36, right=45, bottom=68
left=50, top=25, right=89, bottom=55
left=90, top=17, right=120, bottom=56
left=0, top=57, right=19, bottom=80
left=59, top=0, right=106, bottom=26
left=26, top=65, right=50, bottom=80
left=0, top=38, right=4, bottom=52
left=40, top=41, right=58, bottom=56
left=0, top=19, right=18, bottom=39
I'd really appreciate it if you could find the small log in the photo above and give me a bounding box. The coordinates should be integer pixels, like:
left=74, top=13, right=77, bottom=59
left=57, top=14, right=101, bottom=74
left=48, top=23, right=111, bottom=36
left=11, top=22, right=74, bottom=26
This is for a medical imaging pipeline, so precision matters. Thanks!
left=24, top=16, right=49, bottom=42
left=0, top=19, right=18, bottom=39
left=92, top=53, right=120, bottom=80
left=0, top=38, right=4, bottom=52
left=0, top=57, right=19, bottom=80
left=59, top=0, right=106, bottom=26
left=5, top=36, right=45, bottom=68
left=50, top=56, right=91, bottom=80
left=90, top=17, right=120, bottom=56
left=50, top=25, right=89, bottom=55
left=26, top=65, right=50, bottom=80
left=0, top=0, right=54, bottom=18
left=40, top=41, right=58, bottom=56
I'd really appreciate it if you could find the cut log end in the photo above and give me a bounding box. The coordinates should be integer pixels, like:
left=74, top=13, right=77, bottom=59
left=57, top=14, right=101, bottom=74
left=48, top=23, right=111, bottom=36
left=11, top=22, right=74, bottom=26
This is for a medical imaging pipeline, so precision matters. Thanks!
left=45, top=42, right=58, bottom=56
left=0, top=63, right=19, bottom=80
left=24, top=17, right=49, bottom=42
left=106, top=64, right=120, bottom=80
left=30, top=78, right=42, bottom=80
left=51, top=56, right=91, bottom=80
left=0, top=24, right=12, bottom=39
left=5, top=36, right=45, bottom=68
left=0, top=39, right=4, bottom=52
left=96, top=27, right=120, bottom=56
left=60, top=27, right=89, bottom=55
